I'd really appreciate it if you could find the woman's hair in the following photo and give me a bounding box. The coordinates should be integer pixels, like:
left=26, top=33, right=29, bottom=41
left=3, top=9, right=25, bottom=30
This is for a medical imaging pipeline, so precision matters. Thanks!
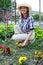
left=20, top=7, right=29, bottom=19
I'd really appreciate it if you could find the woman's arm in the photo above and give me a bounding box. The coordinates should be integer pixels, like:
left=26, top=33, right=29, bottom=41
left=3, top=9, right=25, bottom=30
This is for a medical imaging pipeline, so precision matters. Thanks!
left=23, top=30, right=34, bottom=45
left=26, top=30, right=33, bottom=40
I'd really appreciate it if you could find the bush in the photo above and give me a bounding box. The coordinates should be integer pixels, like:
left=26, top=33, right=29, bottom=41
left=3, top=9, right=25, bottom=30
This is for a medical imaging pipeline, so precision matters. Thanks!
left=7, top=24, right=14, bottom=37
left=0, top=24, right=14, bottom=40
left=0, top=23, right=43, bottom=41
left=35, top=26, right=43, bottom=40
left=32, top=14, right=39, bottom=21
left=0, top=24, right=6, bottom=40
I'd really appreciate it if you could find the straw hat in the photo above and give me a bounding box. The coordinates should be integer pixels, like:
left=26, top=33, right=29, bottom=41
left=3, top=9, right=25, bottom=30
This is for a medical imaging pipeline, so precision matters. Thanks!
left=17, top=3, right=32, bottom=12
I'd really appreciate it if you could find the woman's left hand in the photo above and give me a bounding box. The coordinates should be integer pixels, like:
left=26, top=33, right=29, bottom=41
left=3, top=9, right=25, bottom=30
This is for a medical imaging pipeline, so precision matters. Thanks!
left=22, top=31, right=33, bottom=47
left=22, top=40, right=29, bottom=46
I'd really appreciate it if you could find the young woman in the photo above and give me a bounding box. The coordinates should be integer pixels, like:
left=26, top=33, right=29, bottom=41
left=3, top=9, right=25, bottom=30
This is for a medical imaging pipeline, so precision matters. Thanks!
left=11, top=3, right=35, bottom=47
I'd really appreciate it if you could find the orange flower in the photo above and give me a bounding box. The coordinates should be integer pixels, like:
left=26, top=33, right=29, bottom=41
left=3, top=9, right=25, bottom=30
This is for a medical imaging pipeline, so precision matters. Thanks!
left=38, top=51, right=42, bottom=55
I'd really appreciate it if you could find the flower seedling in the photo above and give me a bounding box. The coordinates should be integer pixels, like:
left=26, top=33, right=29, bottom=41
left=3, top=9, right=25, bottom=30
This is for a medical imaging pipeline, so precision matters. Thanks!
left=0, top=45, right=4, bottom=54
left=5, top=47, right=11, bottom=55
left=17, top=43, right=23, bottom=47
left=34, top=51, right=43, bottom=60
left=0, top=45, right=4, bottom=49
left=19, top=56, right=27, bottom=65
left=3, top=46, right=11, bottom=56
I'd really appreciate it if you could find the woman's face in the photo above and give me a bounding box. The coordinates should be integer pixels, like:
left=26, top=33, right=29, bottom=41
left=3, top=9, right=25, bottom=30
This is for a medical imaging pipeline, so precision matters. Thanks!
left=20, top=7, right=28, bottom=14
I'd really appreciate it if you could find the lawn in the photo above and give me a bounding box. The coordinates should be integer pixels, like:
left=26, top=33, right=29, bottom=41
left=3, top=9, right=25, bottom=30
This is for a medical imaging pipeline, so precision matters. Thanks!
left=0, top=23, right=43, bottom=65
left=0, top=38, right=43, bottom=65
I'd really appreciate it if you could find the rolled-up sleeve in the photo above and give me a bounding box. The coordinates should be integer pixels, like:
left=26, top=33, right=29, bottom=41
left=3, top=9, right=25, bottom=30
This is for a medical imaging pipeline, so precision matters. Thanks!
left=29, top=16, right=34, bottom=30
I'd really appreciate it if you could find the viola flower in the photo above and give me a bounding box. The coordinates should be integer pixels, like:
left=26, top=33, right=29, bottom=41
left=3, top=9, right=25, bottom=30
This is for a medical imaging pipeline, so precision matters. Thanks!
left=0, top=45, right=4, bottom=54
left=6, top=47, right=11, bottom=54
left=19, top=56, right=27, bottom=64
left=17, top=43, right=22, bottom=47
left=38, top=51, right=42, bottom=55
left=0, top=45, right=3, bottom=49
left=34, top=51, right=43, bottom=60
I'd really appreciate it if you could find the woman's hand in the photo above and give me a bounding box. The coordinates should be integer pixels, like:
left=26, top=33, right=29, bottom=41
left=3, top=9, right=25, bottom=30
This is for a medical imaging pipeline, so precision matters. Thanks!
left=22, top=40, right=27, bottom=46
left=22, top=40, right=30, bottom=46
left=22, top=30, right=33, bottom=46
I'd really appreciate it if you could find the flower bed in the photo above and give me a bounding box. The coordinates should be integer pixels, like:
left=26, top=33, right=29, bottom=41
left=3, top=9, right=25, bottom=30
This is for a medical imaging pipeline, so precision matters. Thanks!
left=0, top=24, right=43, bottom=65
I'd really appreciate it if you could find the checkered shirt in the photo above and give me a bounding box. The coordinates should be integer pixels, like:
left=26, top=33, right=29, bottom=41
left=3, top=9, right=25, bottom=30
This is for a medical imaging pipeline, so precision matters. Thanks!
left=18, top=16, right=34, bottom=33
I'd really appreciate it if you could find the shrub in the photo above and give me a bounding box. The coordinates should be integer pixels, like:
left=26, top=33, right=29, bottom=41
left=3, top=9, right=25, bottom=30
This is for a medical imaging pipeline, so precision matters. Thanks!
left=8, top=24, right=14, bottom=37
left=35, top=26, right=43, bottom=40
left=32, top=14, right=39, bottom=21
left=0, top=24, right=14, bottom=40
left=0, top=23, right=43, bottom=41
left=0, top=24, right=6, bottom=40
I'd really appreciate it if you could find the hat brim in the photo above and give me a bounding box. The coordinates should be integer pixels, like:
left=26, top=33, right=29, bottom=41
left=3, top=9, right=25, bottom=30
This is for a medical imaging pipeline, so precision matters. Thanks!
left=17, top=4, right=32, bottom=12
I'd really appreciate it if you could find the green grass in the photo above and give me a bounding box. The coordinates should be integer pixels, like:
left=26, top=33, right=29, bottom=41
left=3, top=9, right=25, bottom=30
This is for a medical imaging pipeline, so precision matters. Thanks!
left=0, top=38, right=43, bottom=65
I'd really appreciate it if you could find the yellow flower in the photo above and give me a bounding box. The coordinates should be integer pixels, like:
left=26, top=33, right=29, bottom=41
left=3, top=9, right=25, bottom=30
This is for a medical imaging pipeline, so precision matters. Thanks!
left=38, top=51, right=42, bottom=55
left=19, top=56, right=27, bottom=64
left=19, top=57, right=23, bottom=64
left=17, top=43, right=22, bottom=47
left=23, top=57, right=27, bottom=61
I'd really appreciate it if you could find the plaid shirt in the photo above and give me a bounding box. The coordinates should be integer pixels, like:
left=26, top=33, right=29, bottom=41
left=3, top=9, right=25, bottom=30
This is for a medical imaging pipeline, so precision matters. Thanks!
left=18, top=16, right=34, bottom=33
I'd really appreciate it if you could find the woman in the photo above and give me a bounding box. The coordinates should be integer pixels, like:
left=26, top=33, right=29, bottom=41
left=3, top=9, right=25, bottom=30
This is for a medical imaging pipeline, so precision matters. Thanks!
left=11, top=3, right=35, bottom=47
